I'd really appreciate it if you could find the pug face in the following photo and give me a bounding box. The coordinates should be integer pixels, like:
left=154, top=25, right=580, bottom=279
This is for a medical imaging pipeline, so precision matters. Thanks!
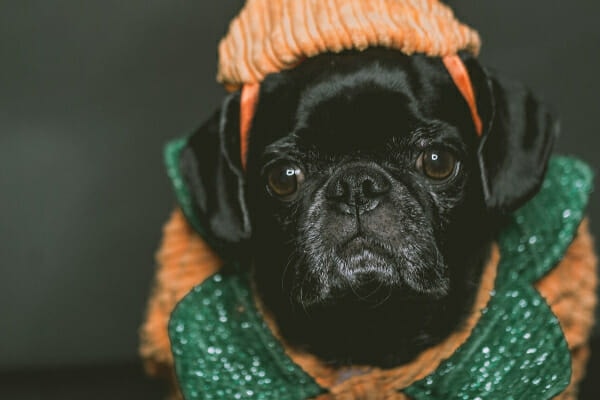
left=180, top=48, right=556, bottom=366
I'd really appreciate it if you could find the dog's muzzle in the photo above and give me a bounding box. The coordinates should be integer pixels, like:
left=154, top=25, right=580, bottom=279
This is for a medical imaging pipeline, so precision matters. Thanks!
left=299, top=162, right=450, bottom=302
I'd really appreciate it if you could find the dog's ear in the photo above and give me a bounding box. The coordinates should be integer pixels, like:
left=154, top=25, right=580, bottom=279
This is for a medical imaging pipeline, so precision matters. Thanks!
left=460, top=54, right=558, bottom=213
left=179, top=91, right=251, bottom=247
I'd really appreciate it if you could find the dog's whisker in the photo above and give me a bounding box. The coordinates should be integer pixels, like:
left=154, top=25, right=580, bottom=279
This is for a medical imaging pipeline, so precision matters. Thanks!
left=298, top=284, right=310, bottom=316
left=280, top=249, right=299, bottom=291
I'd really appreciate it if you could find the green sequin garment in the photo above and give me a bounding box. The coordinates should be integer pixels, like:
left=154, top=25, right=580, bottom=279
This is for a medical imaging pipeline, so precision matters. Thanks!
left=165, top=137, right=592, bottom=400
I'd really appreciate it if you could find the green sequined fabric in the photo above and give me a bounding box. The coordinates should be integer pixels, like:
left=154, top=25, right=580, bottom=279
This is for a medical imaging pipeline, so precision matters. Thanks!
left=404, top=157, right=592, bottom=399
left=167, top=152, right=592, bottom=400
left=170, top=274, right=325, bottom=400
left=165, top=139, right=205, bottom=237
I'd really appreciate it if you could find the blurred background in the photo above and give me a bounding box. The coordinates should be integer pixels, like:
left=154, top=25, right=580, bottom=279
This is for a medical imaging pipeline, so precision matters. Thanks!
left=0, top=0, right=598, bottom=398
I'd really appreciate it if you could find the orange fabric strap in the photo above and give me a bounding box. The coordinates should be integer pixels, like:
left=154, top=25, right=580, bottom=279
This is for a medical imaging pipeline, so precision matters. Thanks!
left=240, top=83, right=260, bottom=170
left=442, top=55, right=483, bottom=136
left=239, top=56, right=483, bottom=168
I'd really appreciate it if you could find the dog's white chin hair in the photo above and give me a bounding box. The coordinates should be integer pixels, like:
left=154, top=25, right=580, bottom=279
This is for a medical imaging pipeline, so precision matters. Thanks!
left=290, top=253, right=450, bottom=309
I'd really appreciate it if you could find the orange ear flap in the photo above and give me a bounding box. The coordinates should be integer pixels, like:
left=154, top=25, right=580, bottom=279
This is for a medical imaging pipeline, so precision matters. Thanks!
left=442, top=55, right=483, bottom=136
left=240, top=83, right=261, bottom=170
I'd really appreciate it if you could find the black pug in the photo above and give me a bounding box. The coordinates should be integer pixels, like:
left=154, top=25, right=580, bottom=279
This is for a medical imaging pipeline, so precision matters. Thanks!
left=180, top=48, right=556, bottom=368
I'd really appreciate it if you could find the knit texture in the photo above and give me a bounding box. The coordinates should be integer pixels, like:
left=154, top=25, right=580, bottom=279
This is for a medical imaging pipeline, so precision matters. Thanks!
left=217, top=0, right=481, bottom=89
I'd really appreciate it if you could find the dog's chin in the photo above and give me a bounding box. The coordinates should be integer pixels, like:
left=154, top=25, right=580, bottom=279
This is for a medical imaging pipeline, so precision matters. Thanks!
left=332, top=250, right=400, bottom=299
left=290, top=240, right=450, bottom=310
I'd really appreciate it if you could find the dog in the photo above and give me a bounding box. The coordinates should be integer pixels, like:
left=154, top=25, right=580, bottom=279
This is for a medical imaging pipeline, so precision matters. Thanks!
left=177, top=47, right=556, bottom=368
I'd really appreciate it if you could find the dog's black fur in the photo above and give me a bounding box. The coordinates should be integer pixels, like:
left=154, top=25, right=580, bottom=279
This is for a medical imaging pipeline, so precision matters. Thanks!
left=180, top=48, right=556, bottom=367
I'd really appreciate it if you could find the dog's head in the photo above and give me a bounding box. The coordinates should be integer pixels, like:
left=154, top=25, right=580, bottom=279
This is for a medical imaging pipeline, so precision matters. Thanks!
left=179, top=48, right=556, bottom=365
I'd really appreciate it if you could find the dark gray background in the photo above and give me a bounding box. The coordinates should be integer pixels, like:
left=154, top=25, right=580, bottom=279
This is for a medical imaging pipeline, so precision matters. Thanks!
left=1, top=0, right=598, bottom=398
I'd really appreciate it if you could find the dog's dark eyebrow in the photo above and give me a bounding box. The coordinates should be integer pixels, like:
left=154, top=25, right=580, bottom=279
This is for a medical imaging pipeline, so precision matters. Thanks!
left=260, top=135, right=300, bottom=162
left=410, top=123, right=467, bottom=153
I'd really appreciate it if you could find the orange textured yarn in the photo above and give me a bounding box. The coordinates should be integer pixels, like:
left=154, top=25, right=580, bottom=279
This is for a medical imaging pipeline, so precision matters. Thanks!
left=139, top=209, right=223, bottom=378
left=217, top=0, right=481, bottom=90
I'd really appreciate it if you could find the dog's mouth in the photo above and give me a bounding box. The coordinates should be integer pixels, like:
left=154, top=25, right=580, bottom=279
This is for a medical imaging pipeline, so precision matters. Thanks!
left=287, top=216, right=450, bottom=309
left=333, top=234, right=400, bottom=285
left=303, top=230, right=448, bottom=301
left=337, top=235, right=392, bottom=262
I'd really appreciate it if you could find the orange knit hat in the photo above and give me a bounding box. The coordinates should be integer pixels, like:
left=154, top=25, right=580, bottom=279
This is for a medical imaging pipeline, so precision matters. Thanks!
left=217, top=0, right=481, bottom=88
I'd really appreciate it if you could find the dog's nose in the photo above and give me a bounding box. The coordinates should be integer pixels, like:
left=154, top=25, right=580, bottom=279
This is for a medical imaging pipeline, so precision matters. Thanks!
left=326, top=164, right=391, bottom=214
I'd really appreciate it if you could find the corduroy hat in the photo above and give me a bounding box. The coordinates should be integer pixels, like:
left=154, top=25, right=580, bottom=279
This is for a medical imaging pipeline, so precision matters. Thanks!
left=217, top=0, right=480, bottom=88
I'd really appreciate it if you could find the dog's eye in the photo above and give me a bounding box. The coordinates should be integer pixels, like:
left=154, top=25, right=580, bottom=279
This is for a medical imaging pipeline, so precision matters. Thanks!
left=266, top=162, right=305, bottom=199
left=417, top=148, right=457, bottom=181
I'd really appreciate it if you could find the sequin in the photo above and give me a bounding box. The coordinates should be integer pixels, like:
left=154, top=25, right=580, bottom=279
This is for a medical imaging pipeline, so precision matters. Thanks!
left=166, top=154, right=592, bottom=399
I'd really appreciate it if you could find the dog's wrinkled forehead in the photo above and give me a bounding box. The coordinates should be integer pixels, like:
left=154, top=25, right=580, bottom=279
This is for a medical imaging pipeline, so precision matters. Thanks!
left=254, top=50, right=477, bottom=158
left=294, top=68, right=416, bottom=148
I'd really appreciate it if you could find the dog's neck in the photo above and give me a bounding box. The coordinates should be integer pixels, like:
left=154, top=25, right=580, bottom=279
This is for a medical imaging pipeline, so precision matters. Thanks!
left=253, top=244, right=499, bottom=375
left=249, top=225, right=497, bottom=368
